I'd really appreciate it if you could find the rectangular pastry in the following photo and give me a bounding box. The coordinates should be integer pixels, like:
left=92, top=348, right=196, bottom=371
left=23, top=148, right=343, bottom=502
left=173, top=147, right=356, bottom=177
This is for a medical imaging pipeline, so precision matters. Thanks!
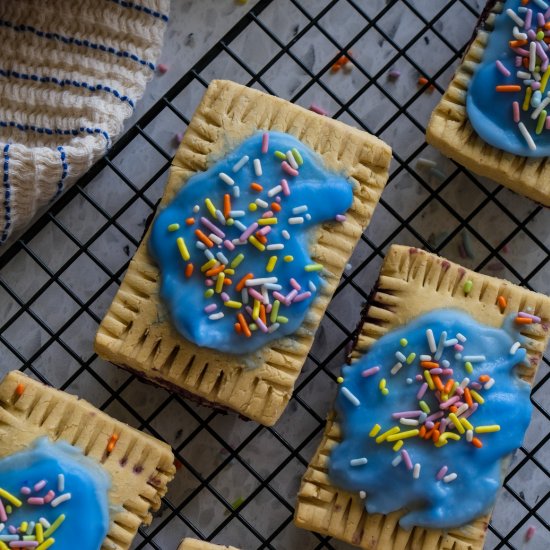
left=0, top=370, right=175, bottom=550
left=94, top=79, right=392, bottom=426
left=178, top=539, right=240, bottom=550
left=295, top=244, right=550, bottom=549
left=426, top=0, right=550, bottom=205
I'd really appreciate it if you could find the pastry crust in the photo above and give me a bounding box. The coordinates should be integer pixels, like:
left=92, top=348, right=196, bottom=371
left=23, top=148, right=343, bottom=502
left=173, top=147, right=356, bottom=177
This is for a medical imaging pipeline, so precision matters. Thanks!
left=295, top=244, right=550, bottom=549
left=94, top=79, right=392, bottom=426
left=0, top=371, right=175, bottom=550
left=426, top=1, right=550, bottom=206
left=178, top=538, right=240, bottom=550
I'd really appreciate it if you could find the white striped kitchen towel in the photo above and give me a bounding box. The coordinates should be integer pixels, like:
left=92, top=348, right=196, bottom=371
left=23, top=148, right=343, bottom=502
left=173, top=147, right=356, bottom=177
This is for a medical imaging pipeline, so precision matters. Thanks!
left=0, top=0, right=169, bottom=247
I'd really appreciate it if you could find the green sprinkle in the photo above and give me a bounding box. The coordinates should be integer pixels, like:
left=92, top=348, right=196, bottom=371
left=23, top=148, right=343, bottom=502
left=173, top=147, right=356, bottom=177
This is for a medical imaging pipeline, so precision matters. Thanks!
left=226, top=218, right=234, bottom=226
left=231, top=496, right=245, bottom=510
left=249, top=323, right=258, bottom=331
left=291, top=147, right=304, bottom=165
left=231, top=253, right=245, bottom=268
left=274, top=150, right=286, bottom=160
left=537, top=30, right=545, bottom=41
left=463, top=280, right=473, bottom=294
left=270, top=300, right=280, bottom=323
left=400, top=338, right=408, bottom=347
left=305, top=263, right=323, bottom=272
left=381, top=388, right=389, bottom=396
left=419, top=400, right=430, bottom=414
left=406, top=353, right=416, bottom=365
left=336, top=376, right=344, bottom=384
left=277, top=316, right=288, bottom=324
left=379, top=378, right=386, bottom=390
left=536, top=110, right=547, bottom=135
left=465, top=361, right=474, bottom=374
left=167, top=223, right=180, bottom=232
left=204, top=289, right=214, bottom=298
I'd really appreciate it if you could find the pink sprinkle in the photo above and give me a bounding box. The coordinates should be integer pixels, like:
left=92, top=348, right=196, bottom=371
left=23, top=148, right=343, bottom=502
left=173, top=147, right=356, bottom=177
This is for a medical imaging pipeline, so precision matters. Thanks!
left=239, top=222, right=259, bottom=242
left=392, top=410, right=422, bottom=419
left=515, top=55, right=523, bottom=67
left=525, top=525, right=536, bottom=541
left=224, top=239, right=235, bottom=251
left=43, top=490, right=55, bottom=504
left=518, top=311, right=541, bottom=323
left=441, top=369, right=454, bottom=376
left=415, top=374, right=423, bottom=381
left=426, top=411, right=444, bottom=423
left=290, top=278, right=301, bottom=290
left=257, top=225, right=271, bottom=236
left=416, top=382, right=428, bottom=400
left=495, top=60, right=511, bottom=77
left=20, top=486, right=31, bottom=495
left=275, top=195, right=282, bottom=203
left=525, top=9, right=533, bottom=29
left=200, top=217, right=225, bottom=239
left=425, top=421, right=434, bottom=430
left=0, top=500, right=7, bottom=522
left=440, top=396, right=460, bottom=409
left=335, top=214, right=346, bottom=222
left=205, top=279, right=214, bottom=287
left=293, top=291, right=312, bottom=302
left=440, top=418, right=447, bottom=433
left=286, top=289, right=298, bottom=302
left=157, top=63, right=169, bottom=74
left=220, top=292, right=230, bottom=302
left=436, top=465, right=448, bottom=480
left=455, top=386, right=464, bottom=396
left=204, top=304, right=217, bottom=313
left=9, top=543, right=38, bottom=548
left=33, top=480, right=47, bottom=492
left=248, top=288, right=265, bottom=303
left=281, top=161, right=299, bottom=177
left=262, top=210, right=274, bottom=218
left=309, top=103, right=327, bottom=116
left=512, top=47, right=530, bottom=57
left=401, top=450, right=413, bottom=470
left=27, top=497, right=45, bottom=505
left=430, top=368, right=443, bottom=374
left=255, top=317, right=268, bottom=333
left=454, top=343, right=464, bottom=352
left=273, top=291, right=287, bottom=304
left=470, top=382, right=482, bottom=390
left=461, top=403, right=479, bottom=419
left=546, top=116, right=550, bottom=130
left=266, top=304, right=272, bottom=313
left=261, top=133, right=269, bottom=154
left=280, top=179, right=290, bottom=196
left=361, top=366, right=380, bottom=377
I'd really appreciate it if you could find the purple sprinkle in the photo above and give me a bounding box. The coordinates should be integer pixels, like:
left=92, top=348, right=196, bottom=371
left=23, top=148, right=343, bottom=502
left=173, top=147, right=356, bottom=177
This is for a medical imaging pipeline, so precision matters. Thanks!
left=204, top=304, right=217, bottom=313
left=257, top=225, right=271, bottom=236
left=528, top=29, right=537, bottom=41
left=415, top=374, right=423, bottom=381
left=293, top=291, right=312, bottom=303
left=495, top=60, right=511, bottom=77
left=290, top=278, right=301, bottom=290
left=255, top=317, right=268, bottom=333
left=8, top=526, right=16, bottom=534
left=20, top=486, right=31, bottom=495
left=361, top=366, right=380, bottom=377
left=516, top=55, right=523, bottom=67
left=273, top=291, right=287, bottom=304
left=441, top=369, right=454, bottom=376
left=248, top=288, right=265, bottom=303
left=416, top=382, right=428, bottom=400
left=220, top=292, right=230, bottom=302
left=388, top=69, right=401, bottom=80
left=175, top=131, right=184, bottom=144
left=430, top=368, right=443, bottom=374
left=239, top=222, right=258, bottom=242
left=470, top=382, right=482, bottom=390
left=461, top=403, right=479, bottom=419
left=392, top=410, right=423, bottom=419
left=439, top=396, right=460, bottom=409
left=401, top=449, right=413, bottom=470
left=436, top=465, right=448, bottom=480
left=200, top=217, right=225, bottom=239
left=538, top=11, right=546, bottom=26
left=286, top=289, right=298, bottom=302
left=525, top=8, right=533, bottom=29
left=335, top=214, right=346, bottom=222
left=426, top=411, right=444, bottom=423
left=425, top=421, right=435, bottom=430
left=518, top=311, right=541, bottom=323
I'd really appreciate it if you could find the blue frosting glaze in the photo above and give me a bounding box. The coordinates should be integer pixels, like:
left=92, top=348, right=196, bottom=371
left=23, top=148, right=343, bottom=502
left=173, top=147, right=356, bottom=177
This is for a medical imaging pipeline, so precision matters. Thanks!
left=0, top=437, right=110, bottom=548
left=467, top=0, right=550, bottom=156
left=149, top=131, right=353, bottom=354
left=329, top=309, right=532, bottom=529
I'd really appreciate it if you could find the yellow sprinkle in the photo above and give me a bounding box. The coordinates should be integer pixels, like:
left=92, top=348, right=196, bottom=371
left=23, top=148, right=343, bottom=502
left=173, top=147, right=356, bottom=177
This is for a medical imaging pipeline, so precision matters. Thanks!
left=463, top=280, right=473, bottom=294
left=376, top=426, right=400, bottom=443
left=270, top=300, right=280, bottom=323
left=227, top=218, right=234, bottom=226
left=536, top=109, right=547, bottom=135
left=0, top=488, right=22, bottom=507
left=291, top=147, right=304, bottom=165
left=35, top=523, right=44, bottom=543
left=470, top=390, right=485, bottom=404
left=460, top=417, right=473, bottom=431
left=392, top=440, right=404, bottom=451
left=224, top=301, right=242, bottom=309
left=386, top=429, right=419, bottom=442
left=424, top=370, right=435, bottom=390
left=231, top=253, right=244, bottom=268
left=435, top=432, right=461, bottom=447
left=176, top=237, right=190, bottom=261
left=266, top=256, right=278, bottom=273
left=215, top=272, right=225, bottom=293
left=201, top=259, right=217, bottom=272
left=258, top=218, right=277, bottom=225
left=378, top=378, right=386, bottom=390
left=523, top=87, right=533, bottom=111
left=248, top=202, right=258, bottom=212
left=248, top=236, right=265, bottom=251
left=400, top=338, right=408, bottom=347
left=204, top=289, right=214, bottom=298
left=305, top=263, right=323, bottom=272
left=283, top=255, right=294, bottom=262
left=336, top=376, right=344, bottom=383
left=541, top=68, right=550, bottom=94
left=224, top=268, right=235, bottom=275
left=419, top=400, right=430, bottom=414
left=441, top=394, right=449, bottom=402
left=20, top=521, right=28, bottom=533
left=43, top=514, right=65, bottom=538
left=465, top=361, right=473, bottom=374
left=205, top=198, right=216, bottom=217
left=36, top=540, right=55, bottom=550
left=448, top=413, right=465, bottom=434
left=475, top=424, right=500, bottom=433
left=369, top=424, right=381, bottom=437
left=167, top=223, right=180, bottom=232
left=449, top=381, right=459, bottom=398
left=0, top=542, right=9, bottom=550
left=381, top=388, right=389, bottom=396
left=252, top=299, right=260, bottom=320
left=406, top=353, right=416, bottom=364
left=277, top=315, right=288, bottom=323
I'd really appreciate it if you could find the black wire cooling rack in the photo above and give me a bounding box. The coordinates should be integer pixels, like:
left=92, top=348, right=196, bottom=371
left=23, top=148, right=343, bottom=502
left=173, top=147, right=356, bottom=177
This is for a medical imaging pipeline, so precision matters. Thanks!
left=1, top=0, right=549, bottom=548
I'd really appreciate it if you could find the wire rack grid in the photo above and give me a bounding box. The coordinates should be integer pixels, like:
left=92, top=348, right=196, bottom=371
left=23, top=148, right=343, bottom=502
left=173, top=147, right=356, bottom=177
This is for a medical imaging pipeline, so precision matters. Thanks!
left=0, top=0, right=549, bottom=548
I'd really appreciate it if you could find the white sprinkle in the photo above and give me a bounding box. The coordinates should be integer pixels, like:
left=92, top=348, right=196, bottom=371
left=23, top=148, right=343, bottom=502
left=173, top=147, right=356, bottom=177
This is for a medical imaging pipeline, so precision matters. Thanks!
left=246, top=277, right=278, bottom=286
left=418, top=412, right=427, bottom=423
left=416, top=158, right=437, bottom=169
left=531, top=96, right=550, bottom=120
left=267, top=185, right=282, bottom=197
left=406, top=378, right=413, bottom=385
left=233, top=220, right=247, bottom=232
left=308, top=281, right=317, bottom=292
left=196, top=241, right=206, bottom=250
left=57, top=474, right=64, bottom=493
left=341, top=387, right=360, bottom=407
left=459, top=377, right=470, bottom=390
left=193, top=205, right=200, bottom=213
left=229, top=210, right=246, bottom=218
left=232, top=155, right=249, bottom=172
left=215, top=209, right=226, bottom=225
left=510, top=341, right=521, bottom=355
left=466, top=429, right=473, bottom=442
left=39, top=518, right=51, bottom=529
left=241, top=289, right=249, bottom=305
left=263, top=283, right=282, bottom=290
left=395, top=351, right=406, bottom=362
left=441, top=359, right=450, bottom=368
left=390, top=362, right=403, bottom=375
left=434, top=330, right=447, bottom=360
left=513, top=27, right=527, bottom=40
left=463, top=355, right=486, bottom=363
left=233, top=186, right=240, bottom=198
left=282, top=230, right=290, bottom=240
left=456, top=333, right=466, bottom=343
left=261, top=286, right=270, bottom=304
left=305, top=213, right=311, bottom=220
left=288, top=216, right=304, bottom=224
left=268, top=322, right=280, bottom=333
left=209, top=233, right=222, bottom=245
left=219, top=172, right=235, bottom=186
left=292, top=205, right=308, bottom=214
left=209, top=312, right=224, bottom=320
left=443, top=473, right=458, bottom=483
left=506, top=8, right=524, bottom=27
left=426, top=329, right=437, bottom=353
left=530, top=41, right=537, bottom=72
left=51, top=493, right=71, bottom=508
left=266, top=243, right=284, bottom=250
left=484, top=378, right=495, bottom=390
left=253, top=158, right=262, bottom=176
left=204, top=249, right=215, bottom=260
left=286, top=150, right=299, bottom=170
left=444, top=338, right=458, bottom=347
left=392, top=455, right=403, bottom=467
left=255, top=198, right=269, bottom=208
left=517, top=70, right=531, bottom=79
left=350, top=457, right=368, bottom=466
left=359, top=490, right=367, bottom=499
left=455, top=353, right=462, bottom=360
left=400, top=418, right=419, bottom=426
left=413, top=463, right=421, bottom=479
left=456, top=403, right=469, bottom=416
left=534, top=0, right=549, bottom=9
left=216, top=252, right=229, bottom=264
left=419, top=354, right=432, bottom=361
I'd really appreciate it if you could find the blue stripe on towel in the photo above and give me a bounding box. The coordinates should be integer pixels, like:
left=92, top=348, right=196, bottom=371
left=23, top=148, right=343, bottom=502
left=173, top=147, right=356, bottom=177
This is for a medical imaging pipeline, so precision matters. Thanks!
left=52, top=146, right=69, bottom=202
left=107, top=0, right=169, bottom=22
left=0, top=19, right=156, bottom=71
left=0, top=68, right=135, bottom=108
left=1, top=144, right=10, bottom=244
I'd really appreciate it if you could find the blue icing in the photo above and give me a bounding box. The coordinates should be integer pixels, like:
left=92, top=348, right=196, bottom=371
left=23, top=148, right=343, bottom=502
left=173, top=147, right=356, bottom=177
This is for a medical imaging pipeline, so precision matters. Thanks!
left=466, top=0, right=550, bottom=156
left=0, top=437, right=110, bottom=549
left=150, top=131, right=353, bottom=355
left=329, top=309, right=532, bottom=530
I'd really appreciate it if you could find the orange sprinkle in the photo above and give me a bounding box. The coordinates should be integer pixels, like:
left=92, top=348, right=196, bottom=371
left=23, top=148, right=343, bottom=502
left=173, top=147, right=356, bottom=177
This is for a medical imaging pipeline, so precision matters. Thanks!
left=419, top=426, right=427, bottom=438
left=449, top=405, right=458, bottom=414
left=471, top=437, right=483, bottom=448
left=443, top=379, right=454, bottom=394
left=479, top=375, right=490, bottom=383
left=424, top=428, right=434, bottom=440
left=523, top=57, right=530, bottom=68
left=236, top=273, right=254, bottom=292
left=331, top=62, right=342, bottom=73
left=205, top=264, right=226, bottom=277
left=223, top=278, right=232, bottom=286
left=433, top=375, right=444, bottom=392
left=250, top=183, right=263, bottom=192
left=185, top=263, right=194, bottom=278
left=464, top=387, right=473, bottom=408
left=195, top=229, right=214, bottom=248
left=259, top=304, right=267, bottom=325
left=509, top=39, right=528, bottom=48
left=497, top=295, right=507, bottom=311
left=255, top=232, right=267, bottom=244
left=223, top=194, right=231, bottom=218
left=237, top=313, right=251, bottom=338
left=432, top=429, right=440, bottom=443
left=515, top=316, right=533, bottom=324
left=417, top=76, right=435, bottom=92
left=185, top=217, right=195, bottom=225
left=106, top=433, right=119, bottom=454
left=15, top=383, right=25, bottom=397
left=420, top=361, right=439, bottom=369
left=271, top=202, right=281, bottom=212
left=234, top=322, right=242, bottom=334
left=496, top=85, right=521, bottom=92
left=545, top=21, right=550, bottom=29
